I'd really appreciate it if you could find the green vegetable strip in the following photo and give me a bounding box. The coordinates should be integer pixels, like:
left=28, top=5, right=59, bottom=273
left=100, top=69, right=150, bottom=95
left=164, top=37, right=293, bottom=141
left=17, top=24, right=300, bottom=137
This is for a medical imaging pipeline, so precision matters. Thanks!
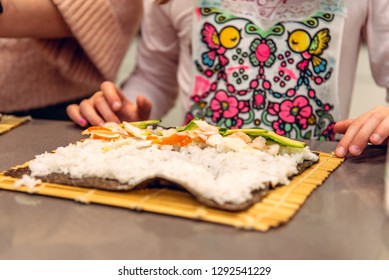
left=129, top=120, right=161, bottom=129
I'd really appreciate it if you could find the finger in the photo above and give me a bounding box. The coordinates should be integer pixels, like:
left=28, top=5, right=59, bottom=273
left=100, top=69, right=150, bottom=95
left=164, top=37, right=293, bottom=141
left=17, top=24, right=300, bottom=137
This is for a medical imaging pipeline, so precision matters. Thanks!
left=136, top=96, right=152, bottom=120
left=335, top=117, right=366, bottom=157
left=347, top=113, right=385, bottom=156
left=334, top=119, right=353, bottom=134
left=79, top=98, right=105, bottom=126
left=334, top=111, right=373, bottom=157
left=116, top=95, right=146, bottom=122
left=118, top=102, right=144, bottom=122
left=66, top=104, right=88, bottom=127
left=100, top=81, right=123, bottom=111
left=370, top=115, right=389, bottom=145
left=94, top=94, right=121, bottom=124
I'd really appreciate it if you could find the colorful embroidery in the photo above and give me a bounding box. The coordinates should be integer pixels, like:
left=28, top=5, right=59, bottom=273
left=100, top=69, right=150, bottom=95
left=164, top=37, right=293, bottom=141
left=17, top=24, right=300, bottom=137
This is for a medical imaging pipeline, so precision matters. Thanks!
left=189, top=1, right=345, bottom=140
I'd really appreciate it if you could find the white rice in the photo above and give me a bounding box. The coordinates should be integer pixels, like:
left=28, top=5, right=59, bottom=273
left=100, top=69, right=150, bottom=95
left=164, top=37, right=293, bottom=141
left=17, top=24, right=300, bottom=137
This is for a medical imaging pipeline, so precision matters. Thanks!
left=15, top=174, right=42, bottom=191
left=28, top=139, right=318, bottom=205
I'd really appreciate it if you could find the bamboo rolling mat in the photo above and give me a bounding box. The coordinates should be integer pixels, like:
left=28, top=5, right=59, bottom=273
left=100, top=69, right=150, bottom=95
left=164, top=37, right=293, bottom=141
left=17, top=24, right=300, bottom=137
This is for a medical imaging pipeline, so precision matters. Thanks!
left=0, top=152, right=343, bottom=231
left=0, top=115, right=32, bottom=135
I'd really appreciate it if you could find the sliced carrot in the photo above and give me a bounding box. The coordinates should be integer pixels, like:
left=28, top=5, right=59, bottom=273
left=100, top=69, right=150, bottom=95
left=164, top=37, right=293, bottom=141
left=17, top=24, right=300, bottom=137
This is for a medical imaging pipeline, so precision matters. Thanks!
left=91, top=132, right=120, bottom=141
left=146, top=135, right=159, bottom=141
left=81, top=126, right=113, bottom=135
left=151, top=134, right=192, bottom=147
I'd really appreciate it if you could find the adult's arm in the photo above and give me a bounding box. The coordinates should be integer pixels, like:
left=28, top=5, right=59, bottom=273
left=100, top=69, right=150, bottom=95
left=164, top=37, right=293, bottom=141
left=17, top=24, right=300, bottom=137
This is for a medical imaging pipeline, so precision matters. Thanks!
left=0, top=0, right=71, bottom=37
left=0, top=0, right=142, bottom=82
left=37, top=0, right=143, bottom=83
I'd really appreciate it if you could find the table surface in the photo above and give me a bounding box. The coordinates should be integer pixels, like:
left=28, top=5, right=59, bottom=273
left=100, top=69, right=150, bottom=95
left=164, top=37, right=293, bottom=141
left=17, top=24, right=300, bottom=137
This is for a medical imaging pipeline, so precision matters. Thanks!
left=0, top=119, right=388, bottom=260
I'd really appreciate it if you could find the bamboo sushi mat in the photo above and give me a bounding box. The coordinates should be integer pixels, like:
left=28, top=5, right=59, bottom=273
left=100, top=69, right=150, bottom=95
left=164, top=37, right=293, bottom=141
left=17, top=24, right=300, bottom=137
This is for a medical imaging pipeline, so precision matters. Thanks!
left=0, top=115, right=31, bottom=135
left=0, top=152, right=343, bottom=231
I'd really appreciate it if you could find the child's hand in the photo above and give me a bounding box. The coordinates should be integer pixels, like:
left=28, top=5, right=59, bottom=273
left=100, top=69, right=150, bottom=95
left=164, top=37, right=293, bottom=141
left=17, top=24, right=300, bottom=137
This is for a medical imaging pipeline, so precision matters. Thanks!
left=334, top=106, right=389, bottom=157
left=67, top=81, right=152, bottom=127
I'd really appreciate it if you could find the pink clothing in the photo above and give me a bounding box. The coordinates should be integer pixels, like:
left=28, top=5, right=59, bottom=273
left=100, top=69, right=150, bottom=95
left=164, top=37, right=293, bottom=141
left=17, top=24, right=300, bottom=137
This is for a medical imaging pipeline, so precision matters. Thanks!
left=1, top=0, right=142, bottom=112
left=124, top=0, right=389, bottom=125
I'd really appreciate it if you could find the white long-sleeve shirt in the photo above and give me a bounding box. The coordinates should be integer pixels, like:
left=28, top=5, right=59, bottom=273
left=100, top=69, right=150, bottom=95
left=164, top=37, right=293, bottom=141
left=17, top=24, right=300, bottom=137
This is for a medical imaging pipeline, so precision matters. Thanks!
left=123, top=0, right=389, bottom=140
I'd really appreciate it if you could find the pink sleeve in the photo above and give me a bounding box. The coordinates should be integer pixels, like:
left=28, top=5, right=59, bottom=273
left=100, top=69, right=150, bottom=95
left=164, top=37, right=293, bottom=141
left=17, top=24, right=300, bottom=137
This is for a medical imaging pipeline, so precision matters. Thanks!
left=36, top=0, right=142, bottom=85
left=364, top=0, right=389, bottom=99
left=121, top=0, right=179, bottom=119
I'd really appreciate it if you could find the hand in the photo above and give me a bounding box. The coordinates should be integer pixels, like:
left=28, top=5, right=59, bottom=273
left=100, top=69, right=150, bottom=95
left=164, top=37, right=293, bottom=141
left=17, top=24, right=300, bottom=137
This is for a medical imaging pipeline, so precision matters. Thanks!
left=334, top=106, right=389, bottom=157
left=67, top=81, right=152, bottom=127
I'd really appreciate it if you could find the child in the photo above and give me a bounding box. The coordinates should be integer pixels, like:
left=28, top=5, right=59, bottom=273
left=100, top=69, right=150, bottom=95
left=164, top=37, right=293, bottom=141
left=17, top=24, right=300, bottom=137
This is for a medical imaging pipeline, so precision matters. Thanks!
left=67, top=0, right=389, bottom=157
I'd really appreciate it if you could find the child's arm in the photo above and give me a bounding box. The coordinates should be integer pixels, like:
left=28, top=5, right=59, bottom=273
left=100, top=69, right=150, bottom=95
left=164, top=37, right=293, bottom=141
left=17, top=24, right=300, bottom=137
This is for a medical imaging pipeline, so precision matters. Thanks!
left=335, top=0, right=389, bottom=157
left=120, top=0, right=180, bottom=119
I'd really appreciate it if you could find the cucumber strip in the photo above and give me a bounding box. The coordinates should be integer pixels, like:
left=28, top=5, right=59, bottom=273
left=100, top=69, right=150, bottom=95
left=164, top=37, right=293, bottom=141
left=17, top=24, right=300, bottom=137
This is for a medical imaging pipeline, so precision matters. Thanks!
left=257, top=131, right=306, bottom=148
left=221, top=128, right=305, bottom=148
left=223, top=128, right=268, bottom=137
left=176, top=119, right=199, bottom=132
left=129, top=120, right=161, bottom=129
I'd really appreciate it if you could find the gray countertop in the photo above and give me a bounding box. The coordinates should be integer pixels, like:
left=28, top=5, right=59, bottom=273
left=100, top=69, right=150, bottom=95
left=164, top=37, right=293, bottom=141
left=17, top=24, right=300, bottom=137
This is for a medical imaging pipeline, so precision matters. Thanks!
left=0, top=119, right=388, bottom=260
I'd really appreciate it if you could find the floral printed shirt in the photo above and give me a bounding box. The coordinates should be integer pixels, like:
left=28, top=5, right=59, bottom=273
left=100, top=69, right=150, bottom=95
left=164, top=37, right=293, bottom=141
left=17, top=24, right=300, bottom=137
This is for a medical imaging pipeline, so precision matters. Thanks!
left=188, top=0, right=345, bottom=140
